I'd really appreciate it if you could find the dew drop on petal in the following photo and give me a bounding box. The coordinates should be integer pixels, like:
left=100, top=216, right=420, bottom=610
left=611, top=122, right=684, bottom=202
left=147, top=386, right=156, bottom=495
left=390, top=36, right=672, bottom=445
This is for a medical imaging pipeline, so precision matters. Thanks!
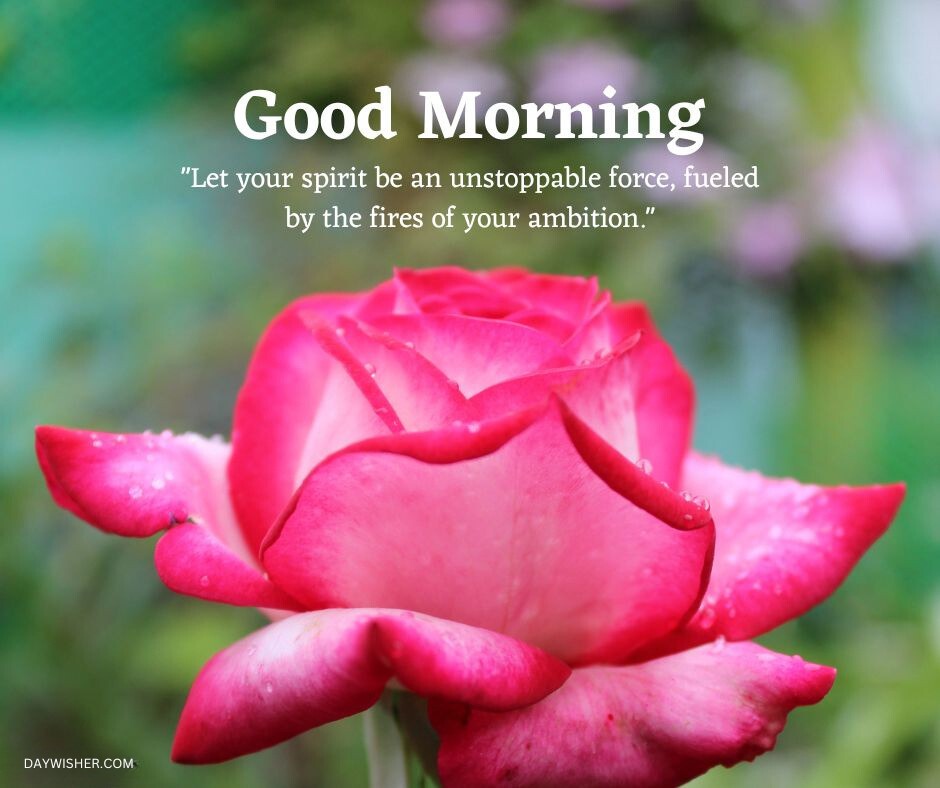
left=679, top=490, right=694, bottom=502
left=335, top=327, right=346, bottom=337
left=363, top=363, right=376, bottom=375
left=711, top=635, right=726, bottom=653
left=128, top=486, right=143, bottom=500
left=698, top=607, right=717, bottom=629
left=91, top=439, right=103, bottom=448
left=199, top=575, right=209, bottom=587
left=636, top=458, right=653, bottom=475
left=116, top=435, right=126, bottom=443
left=264, top=682, right=274, bottom=694
left=466, top=421, right=481, bottom=434
left=403, top=341, right=415, bottom=349
left=692, top=495, right=710, bottom=512
left=151, top=477, right=165, bottom=490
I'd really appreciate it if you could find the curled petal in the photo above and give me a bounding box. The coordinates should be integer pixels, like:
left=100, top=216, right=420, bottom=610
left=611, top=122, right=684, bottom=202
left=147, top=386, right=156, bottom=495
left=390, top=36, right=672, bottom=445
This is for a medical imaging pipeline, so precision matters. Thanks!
left=474, top=329, right=692, bottom=488
left=557, top=399, right=712, bottom=533
left=433, top=640, right=835, bottom=788
left=36, top=427, right=238, bottom=542
left=171, top=608, right=570, bottom=764
left=646, top=453, right=905, bottom=654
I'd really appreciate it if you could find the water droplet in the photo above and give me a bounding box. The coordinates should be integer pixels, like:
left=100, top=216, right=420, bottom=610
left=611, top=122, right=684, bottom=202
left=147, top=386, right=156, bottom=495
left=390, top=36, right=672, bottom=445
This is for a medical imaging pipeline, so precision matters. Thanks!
left=199, top=575, right=209, bottom=587
left=712, top=635, right=726, bottom=653
left=91, top=439, right=103, bottom=448
left=680, top=491, right=693, bottom=502
left=128, top=486, right=143, bottom=500
left=151, top=477, right=166, bottom=490
left=682, top=514, right=693, bottom=522
left=692, top=495, right=710, bottom=512
left=636, top=458, right=653, bottom=475
left=403, top=341, right=415, bottom=349
left=363, top=363, right=376, bottom=376
left=698, top=607, right=717, bottom=629
left=335, top=327, right=346, bottom=337
left=466, top=421, right=481, bottom=434
left=264, top=682, right=274, bottom=694
left=115, top=435, right=126, bottom=443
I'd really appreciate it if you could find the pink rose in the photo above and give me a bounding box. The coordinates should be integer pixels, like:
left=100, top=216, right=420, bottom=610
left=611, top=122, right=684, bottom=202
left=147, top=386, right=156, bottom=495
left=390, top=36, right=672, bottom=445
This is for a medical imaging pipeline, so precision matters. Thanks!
left=36, top=267, right=903, bottom=785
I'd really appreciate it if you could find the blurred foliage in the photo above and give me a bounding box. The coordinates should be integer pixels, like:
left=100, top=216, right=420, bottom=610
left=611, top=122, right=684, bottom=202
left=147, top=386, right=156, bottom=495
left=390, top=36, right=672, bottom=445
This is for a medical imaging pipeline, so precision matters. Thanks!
left=1, top=0, right=938, bottom=786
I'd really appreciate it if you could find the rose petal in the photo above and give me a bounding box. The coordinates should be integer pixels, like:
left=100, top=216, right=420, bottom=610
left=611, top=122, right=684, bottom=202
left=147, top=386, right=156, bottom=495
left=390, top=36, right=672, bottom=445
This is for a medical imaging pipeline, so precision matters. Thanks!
left=335, top=317, right=467, bottom=430
left=471, top=330, right=693, bottom=487
left=646, top=453, right=905, bottom=654
left=171, top=608, right=570, bottom=763
left=487, top=268, right=600, bottom=325
left=565, top=300, right=656, bottom=363
left=366, top=313, right=572, bottom=396
left=558, top=400, right=712, bottom=533
left=35, top=426, right=300, bottom=608
left=155, top=523, right=303, bottom=610
left=229, top=295, right=391, bottom=551
left=395, top=267, right=529, bottom=318
left=433, top=640, right=835, bottom=788
left=36, top=427, right=239, bottom=542
left=262, top=403, right=712, bottom=664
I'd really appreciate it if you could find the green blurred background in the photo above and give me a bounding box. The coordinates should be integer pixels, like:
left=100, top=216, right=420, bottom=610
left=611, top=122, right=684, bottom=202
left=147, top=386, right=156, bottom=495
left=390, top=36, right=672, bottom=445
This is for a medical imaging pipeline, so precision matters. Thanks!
left=2, top=0, right=938, bottom=785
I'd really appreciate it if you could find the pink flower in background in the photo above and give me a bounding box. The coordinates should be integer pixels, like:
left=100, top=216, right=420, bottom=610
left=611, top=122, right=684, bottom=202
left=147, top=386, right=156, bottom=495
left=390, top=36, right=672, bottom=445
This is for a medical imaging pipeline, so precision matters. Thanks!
left=421, top=0, right=510, bottom=49
left=730, top=200, right=805, bottom=276
left=36, top=268, right=903, bottom=785
left=397, top=53, right=510, bottom=115
left=818, top=118, right=925, bottom=261
left=529, top=42, right=642, bottom=107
